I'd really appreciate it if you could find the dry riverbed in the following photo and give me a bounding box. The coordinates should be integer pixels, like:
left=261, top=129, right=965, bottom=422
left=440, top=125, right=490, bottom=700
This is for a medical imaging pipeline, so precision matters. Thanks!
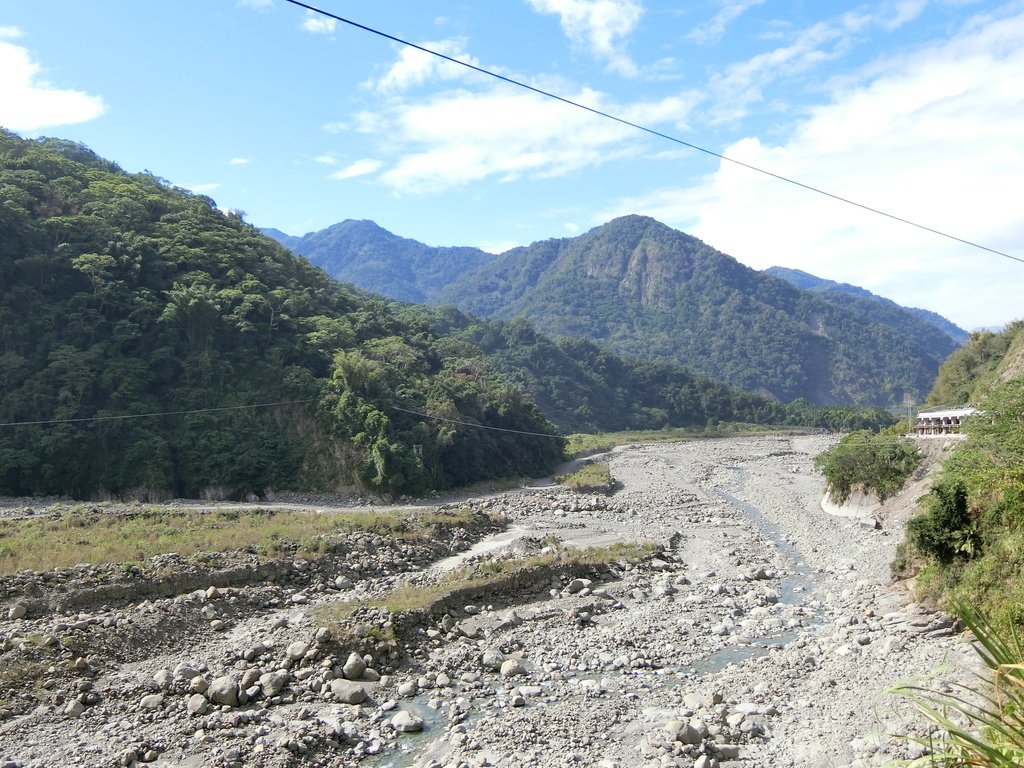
left=0, top=435, right=969, bottom=768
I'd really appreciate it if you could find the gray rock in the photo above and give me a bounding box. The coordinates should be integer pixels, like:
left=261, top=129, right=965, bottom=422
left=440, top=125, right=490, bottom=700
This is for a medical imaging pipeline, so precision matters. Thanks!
left=500, top=659, right=526, bottom=678
left=153, top=668, right=173, bottom=690
left=208, top=675, right=240, bottom=707
left=173, top=663, right=201, bottom=683
left=567, top=578, right=593, bottom=594
left=343, top=652, right=367, bottom=680
left=481, top=649, right=505, bottom=671
left=7, top=604, right=27, bottom=621
left=391, top=710, right=424, bottom=732
left=286, top=640, right=310, bottom=661
left=361, top=668, right=381, bottom=682
left=330, top=679, right=366, bottom=705
left=664, top=719, right=702, bottom=745
left=139, top=693, right=163, bottom=710
left=186, top=693, right=208, bottom=715
left=261, top=670, right=291, bottom=697
left=64, top=699, right=86, bottom=718
left=398, top=680, right=418, bottom=697
left=240, top=668, right=261, bottom=688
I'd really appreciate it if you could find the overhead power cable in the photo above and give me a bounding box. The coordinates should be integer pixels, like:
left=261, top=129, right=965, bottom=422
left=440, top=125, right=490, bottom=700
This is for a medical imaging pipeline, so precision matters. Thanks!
left=390, top=406, right=565, bottom=439
left=0, top=398, right=565, bottom=439
left=0, top=399, right=317, bottom=429
left=281, top=0, right=1023, bottom=266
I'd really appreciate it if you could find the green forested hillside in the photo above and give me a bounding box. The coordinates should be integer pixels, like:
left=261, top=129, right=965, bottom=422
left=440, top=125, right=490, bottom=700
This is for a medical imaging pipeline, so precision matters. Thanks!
left=270, top=220, right=494, bottom=304
left=925, top=321, right=1024, bottom=406
left=899, top=323, right=1024, bottom=628
left=429, top=313, right=895, bottom=434
left=438, top=216, right=957, bottom=407
left=0, top=131, right=899, bottom=501
left=269, top=216, right=959, bottom=407
left=764, top=266, right=969, bottom=346
left=0, top=130, right=563, bottom=499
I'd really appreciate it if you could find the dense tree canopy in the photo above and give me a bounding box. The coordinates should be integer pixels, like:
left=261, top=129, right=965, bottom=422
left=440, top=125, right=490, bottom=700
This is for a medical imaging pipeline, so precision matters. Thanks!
left=0, top=130, right=562, bottom=499
left=0, top=131, right=898, bottom=501
left=436, top=216, right=958, bottom=407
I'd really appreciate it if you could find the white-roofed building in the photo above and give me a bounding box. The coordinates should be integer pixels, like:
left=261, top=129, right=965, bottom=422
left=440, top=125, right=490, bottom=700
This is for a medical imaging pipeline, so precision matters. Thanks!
left=915, top=405, right=977, bottom=436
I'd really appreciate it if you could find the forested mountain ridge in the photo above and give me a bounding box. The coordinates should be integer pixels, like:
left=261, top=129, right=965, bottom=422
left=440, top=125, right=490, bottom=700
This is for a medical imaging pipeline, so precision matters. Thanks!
left=0, top=130, right=563, bottom=499
left=276, top=215, right=959, bottom=407
left=265, top=219, right=494, bottom=304
left=420, top=309, right=896, bottom=435
left=764, top=266, right=969, bottom=346
left=925, top=320, right=1024, bottom=406
left=0, top=131, right=893, bottom=500
left=438, top=216, right=958, bottom=407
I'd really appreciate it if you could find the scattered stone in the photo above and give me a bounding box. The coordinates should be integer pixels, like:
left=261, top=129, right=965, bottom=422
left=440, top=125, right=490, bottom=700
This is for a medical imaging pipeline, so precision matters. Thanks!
left=64, top=700, right=86, bottom=718
left=500, top=660, right=526, bottom=679
left=343, top=652, right=367, bottom=680
left=186, top=693, right=208, bottom=715
left=391, top=710, right=424, bottom=732
left=286, top=640, right=310, bottom=661
left=330, top=679, right=366, bottom=705
left=208, top=675, right=240, bottom=707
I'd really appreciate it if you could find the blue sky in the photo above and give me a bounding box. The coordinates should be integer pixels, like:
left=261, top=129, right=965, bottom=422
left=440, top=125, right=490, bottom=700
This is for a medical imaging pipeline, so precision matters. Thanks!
left=1, top=0, right=1021, bottom=330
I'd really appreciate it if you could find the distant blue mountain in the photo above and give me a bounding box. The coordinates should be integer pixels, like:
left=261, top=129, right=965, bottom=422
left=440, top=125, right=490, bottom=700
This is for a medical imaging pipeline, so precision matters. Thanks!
left=262, top=220, right=493, bottom=304
left=764, top=267, right=969, bottom=346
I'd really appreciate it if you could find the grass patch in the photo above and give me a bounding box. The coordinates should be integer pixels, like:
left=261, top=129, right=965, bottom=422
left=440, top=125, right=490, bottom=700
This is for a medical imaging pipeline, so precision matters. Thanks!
left=557, top=462, right=615, bottom=493
left=319, top=541, right=659, bottom=627
left=0, top=507, right=479, bottom=575
left=566, top=423, right=802, bottom=458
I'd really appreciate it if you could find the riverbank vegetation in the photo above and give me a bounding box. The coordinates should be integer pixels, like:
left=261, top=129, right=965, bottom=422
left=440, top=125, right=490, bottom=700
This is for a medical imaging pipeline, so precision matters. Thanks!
left=814, top=429, right=922, bottom=504
left=894, top=324, right=1024, bottom=630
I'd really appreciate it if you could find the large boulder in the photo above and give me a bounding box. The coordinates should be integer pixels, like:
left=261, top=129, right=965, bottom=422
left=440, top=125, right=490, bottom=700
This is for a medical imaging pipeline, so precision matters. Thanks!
left=208, top=675, right=240, bottom=707
left=330, top=679, right=366, bottom=705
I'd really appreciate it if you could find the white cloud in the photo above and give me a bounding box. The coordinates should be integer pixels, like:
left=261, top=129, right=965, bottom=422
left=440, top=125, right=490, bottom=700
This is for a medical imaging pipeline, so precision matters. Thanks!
left=707, top=0, right=929, bottom=124
left=526, top=0, right=645, bottom=76
left=601, top=8, right=1024, bottom=330
left=477, top=239, right=523, bottom=254
left=353, top=111, right=387, bottom=134
left=361, top=80, right=699, bottom=195
left=322, top=120, right=348, bottom=134
left=313, top=153, right=339, bottom=165
left=686, top=0, right=766, bottom=45
left=371, top=84, right=698, bottom=194
left=366, top=38, right=481, bottom=93
left=228, top=157, right=251, bottom=165
left=236, top=0, right=273, bottom=11
left=0, top=35, right=105, bottom=132
left=329, top=159, right=383, bottom=180
left=300, top=11, right=336, bottom=34
left=186, top=182, right=223, bottom=195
